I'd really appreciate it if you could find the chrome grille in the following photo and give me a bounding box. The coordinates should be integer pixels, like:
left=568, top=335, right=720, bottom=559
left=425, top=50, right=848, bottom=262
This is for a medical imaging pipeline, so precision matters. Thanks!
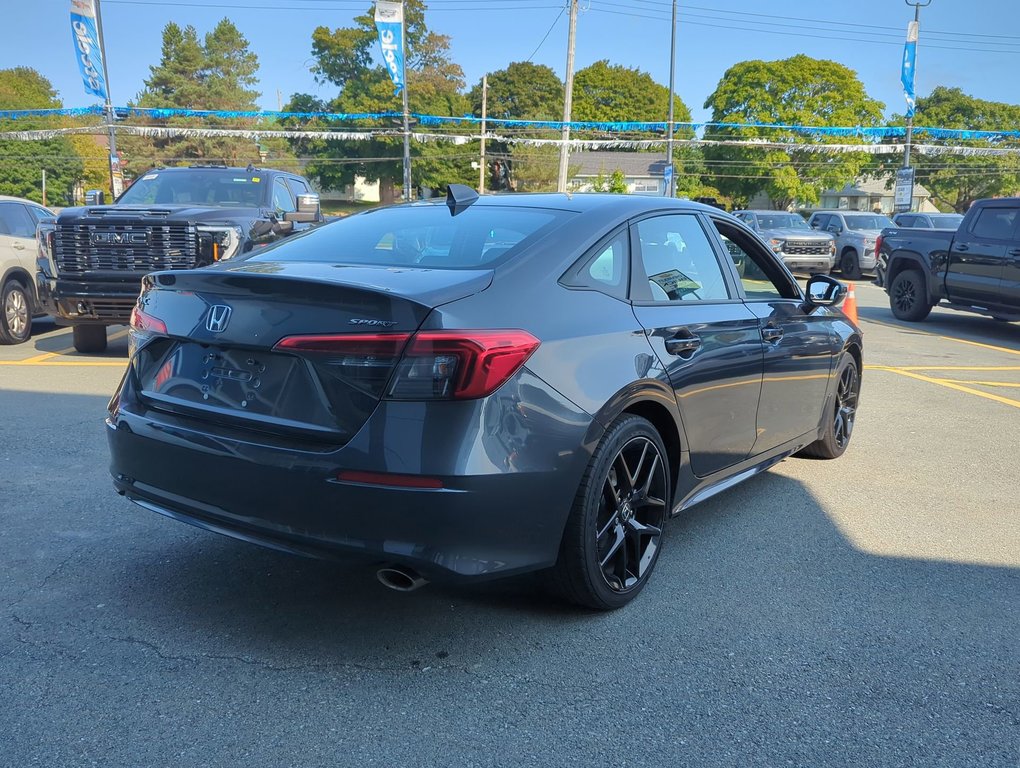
left=54, top=221, right=198, bottom=273
left=784, top=240, right=831, bottom=255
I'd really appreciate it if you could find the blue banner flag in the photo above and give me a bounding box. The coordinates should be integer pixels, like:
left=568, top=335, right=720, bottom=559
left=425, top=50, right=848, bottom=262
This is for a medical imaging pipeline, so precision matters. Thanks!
left=374, top=1, right=405, bottom=96
left=70, top=0, right=108, bottom=100
left=901, top=20, right=918, bottom=118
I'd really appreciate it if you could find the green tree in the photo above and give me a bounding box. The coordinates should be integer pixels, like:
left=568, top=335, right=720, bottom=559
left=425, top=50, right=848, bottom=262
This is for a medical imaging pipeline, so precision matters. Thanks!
left=907, top=87, right=1020, bottom=212
left=123, top=19, right=270, bottom=171
left=572, top=60, right=692, bottom=125
left=0, top=67, right=83, bottom=204
left=703, top=55, right=885, bottom=209
left=296, top=1, right=473, bottom=201
left=468, top=62, right=562, bottom=121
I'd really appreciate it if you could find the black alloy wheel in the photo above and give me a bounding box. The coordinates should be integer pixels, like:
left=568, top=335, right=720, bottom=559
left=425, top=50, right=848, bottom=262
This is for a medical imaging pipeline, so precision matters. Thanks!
left=889, top=269, right=933, bottom=322
left=798, top=355, right=861, bottom=460
left=552, top=414, right=669, bottom=610
left=0, top=280, right=31, bottom=345
left=841, top=249, right=861, bottom=280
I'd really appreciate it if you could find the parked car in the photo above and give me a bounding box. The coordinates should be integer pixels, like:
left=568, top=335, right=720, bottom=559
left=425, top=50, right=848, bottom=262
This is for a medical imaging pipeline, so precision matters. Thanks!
left=807, top=210, right=895, bottom=280
left=108, top=188, right=862, bottom=610
left=733, top=210, right=836, bottom=275
left=892, top=212, right=964, bottom=230
left=878, top=197, right=1020, bottom=322
left=36, top=165, right=327, bottom=354
left=0, top=195, right=54, bottom=344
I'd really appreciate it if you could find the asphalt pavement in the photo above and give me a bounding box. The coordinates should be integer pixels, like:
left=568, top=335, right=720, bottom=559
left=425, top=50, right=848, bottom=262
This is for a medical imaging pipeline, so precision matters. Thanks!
left=1, top=284, right=1018, bottom=767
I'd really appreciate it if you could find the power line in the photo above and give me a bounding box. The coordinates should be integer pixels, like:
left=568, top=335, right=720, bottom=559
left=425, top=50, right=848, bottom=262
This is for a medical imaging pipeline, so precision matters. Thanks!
left=525, top=6, right=567, bottom=63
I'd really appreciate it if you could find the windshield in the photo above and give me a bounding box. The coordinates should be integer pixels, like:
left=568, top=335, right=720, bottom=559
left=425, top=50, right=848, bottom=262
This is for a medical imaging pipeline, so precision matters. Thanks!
left=930, top=214, right=964, bottom=228
left=844, top=214, right=894, bottom=231
left=250, top=203, right=574, bottom=269
left=118, top=169, right=267, bottom=207
left=756, top=214, right=809, bottom=230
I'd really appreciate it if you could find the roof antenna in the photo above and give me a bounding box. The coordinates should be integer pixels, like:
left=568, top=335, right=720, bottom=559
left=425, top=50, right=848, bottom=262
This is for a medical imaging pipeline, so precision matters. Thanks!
left=446, top=183, right=479, bottom=216
left=246, top=163, right=256, bottom=173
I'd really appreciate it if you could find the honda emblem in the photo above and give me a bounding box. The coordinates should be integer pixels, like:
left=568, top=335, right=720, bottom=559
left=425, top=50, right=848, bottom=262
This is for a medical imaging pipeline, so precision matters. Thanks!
left=206, top=305, right=232, bottom=333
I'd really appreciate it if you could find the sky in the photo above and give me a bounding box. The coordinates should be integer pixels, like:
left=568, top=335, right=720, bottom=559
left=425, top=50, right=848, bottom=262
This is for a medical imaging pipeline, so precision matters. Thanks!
left=5, top=0, right=1020, bottom=125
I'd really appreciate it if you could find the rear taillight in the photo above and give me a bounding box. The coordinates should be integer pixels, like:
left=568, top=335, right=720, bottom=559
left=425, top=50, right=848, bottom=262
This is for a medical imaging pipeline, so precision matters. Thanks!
left=130, top=305, right=167, bottom=335
left=273, top=329, right=540, bottom=401
left=874, top=235, right=883, bottom=255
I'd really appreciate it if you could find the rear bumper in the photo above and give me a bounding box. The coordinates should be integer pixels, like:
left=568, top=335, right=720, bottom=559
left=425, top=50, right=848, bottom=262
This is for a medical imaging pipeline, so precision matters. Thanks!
left=36, top=275, right=141, bottom=325
left=106, top=368, right=597, bottom=581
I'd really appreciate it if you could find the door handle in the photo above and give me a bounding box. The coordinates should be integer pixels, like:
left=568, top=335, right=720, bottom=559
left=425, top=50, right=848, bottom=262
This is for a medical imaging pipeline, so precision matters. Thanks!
left=761, top=325, right=784, bottom=343
left=664, top=334, right=702, bottom=357
left=954, top=244, right=969, bottom=252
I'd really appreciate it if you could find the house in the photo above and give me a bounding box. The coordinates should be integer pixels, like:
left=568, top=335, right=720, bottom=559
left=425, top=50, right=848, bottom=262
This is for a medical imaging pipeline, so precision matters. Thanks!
left=749, top=175, right=938, bottom=214
left=569, top=151, right=668, bottom=195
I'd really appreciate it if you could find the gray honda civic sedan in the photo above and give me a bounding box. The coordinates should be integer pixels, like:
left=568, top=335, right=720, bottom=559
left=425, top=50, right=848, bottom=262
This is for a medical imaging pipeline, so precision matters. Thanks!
left=108, top=188, right=862, bottom=610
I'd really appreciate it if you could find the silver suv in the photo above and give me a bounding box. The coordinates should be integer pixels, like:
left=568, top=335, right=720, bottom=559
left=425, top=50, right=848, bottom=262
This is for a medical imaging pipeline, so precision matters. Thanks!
left=807, top=211, right=894, bottom=280
left=733, top=210, right=835, bottom=275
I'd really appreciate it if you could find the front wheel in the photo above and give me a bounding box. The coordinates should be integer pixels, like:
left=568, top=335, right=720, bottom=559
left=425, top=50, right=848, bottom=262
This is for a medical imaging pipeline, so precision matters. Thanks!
left=0, top=279, right=32, bottom=345
left=841, top=249, right=861, bottom=280
left=551, top=414, right=670, bottom=610
left=889, top=269, right=933, bottom=322
left=799, top=355, right=860, bottom=460
left=72, top=324, right=108, bottom=353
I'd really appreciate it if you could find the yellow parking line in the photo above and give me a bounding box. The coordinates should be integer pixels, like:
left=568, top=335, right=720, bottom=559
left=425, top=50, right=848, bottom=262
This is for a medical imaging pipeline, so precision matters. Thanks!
left=947, top=380, right=1020, bottom=388
left=870, top=365, right=1020, bottom=372
left=880, top=367, right=1020, bottom=410
left=7, top=329, right=131, bottom=364
left=863, top=317, right=1020, bottom=357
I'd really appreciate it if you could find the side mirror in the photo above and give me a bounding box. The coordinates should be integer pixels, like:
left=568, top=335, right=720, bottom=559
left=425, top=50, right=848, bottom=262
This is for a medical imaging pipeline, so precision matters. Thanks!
left=283, top=193, right=321, bottom=223
left=805, top=274, right=847, bottom=307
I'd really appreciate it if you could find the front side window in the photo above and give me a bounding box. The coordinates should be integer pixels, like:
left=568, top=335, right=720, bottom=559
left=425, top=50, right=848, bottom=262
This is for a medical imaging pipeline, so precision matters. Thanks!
left=273, top=178, right=296, bottom=213
left=249, top=204, right=573, bottom=269
left=118, top=169, right=266, bottom=207
left=714, top=220, right=799, bottom=301
left=810, top=214, right=829, bottom=230
left=0, top=202, right=36, bottom=238
left=635, top=214, right=730, bottom=302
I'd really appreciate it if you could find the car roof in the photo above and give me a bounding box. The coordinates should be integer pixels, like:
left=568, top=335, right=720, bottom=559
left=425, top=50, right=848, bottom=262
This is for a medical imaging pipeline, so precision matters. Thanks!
left=735, top=209, right=799, bottom=214
left=0, top=195, right=49, bottom=206
left=398, top=192, right=731, bottom=218
left=142, top=166, right=288, bottom=175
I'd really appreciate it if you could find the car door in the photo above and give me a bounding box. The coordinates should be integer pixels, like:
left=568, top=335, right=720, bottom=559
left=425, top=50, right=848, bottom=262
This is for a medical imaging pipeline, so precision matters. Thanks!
left=629, top=212, right=764, bottom=478
left=946, top=204, right=1018, bottom=307
left=0, top=201, right=38, bottom=276
left=712, top=216, right=837, bottom=453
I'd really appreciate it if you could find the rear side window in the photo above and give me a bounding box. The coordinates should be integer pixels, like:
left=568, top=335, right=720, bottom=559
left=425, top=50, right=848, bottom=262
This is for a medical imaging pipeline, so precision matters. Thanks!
left=970, top=207, right=1019, bottom=240
left=251, top=204, right=573, bottom=269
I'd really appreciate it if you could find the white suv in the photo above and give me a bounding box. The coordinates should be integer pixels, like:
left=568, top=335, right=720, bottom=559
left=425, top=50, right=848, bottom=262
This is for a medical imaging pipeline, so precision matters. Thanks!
left=1, top=196, right=54, bottom=344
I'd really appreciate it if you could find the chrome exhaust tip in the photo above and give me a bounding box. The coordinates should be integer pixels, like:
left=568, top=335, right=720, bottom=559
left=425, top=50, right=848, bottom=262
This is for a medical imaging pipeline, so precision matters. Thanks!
left=376, top=565, right=428, bottom=592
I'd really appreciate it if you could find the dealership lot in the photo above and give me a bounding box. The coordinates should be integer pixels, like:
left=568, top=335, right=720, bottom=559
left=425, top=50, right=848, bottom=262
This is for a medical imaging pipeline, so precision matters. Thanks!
left=1, top=283, right=1017, bottom=767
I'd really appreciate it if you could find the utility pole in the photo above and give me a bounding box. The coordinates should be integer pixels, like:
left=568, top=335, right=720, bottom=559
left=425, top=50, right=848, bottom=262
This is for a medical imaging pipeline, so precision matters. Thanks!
left=41, top=169, right=47, bottom=208
left=903, top=0, right=931, bottom=170
left=277, top=89, right=283, bottom=112
left=665, top=0, right=677, bottom=197
left=479, top=75, right=487, bottom=193
left=92, top=0, right=121, bottom=199
left=400, top=0, right=412, bottom=202
left=557, top=0, right=579, bottom=193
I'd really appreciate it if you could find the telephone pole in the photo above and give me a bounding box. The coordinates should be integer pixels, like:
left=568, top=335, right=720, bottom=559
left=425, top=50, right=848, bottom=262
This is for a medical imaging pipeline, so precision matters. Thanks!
left=557, top=0, right=579, bottom=193
left=902, top=0, right=931, bottom=170
left=92, top=0, right=121, bottom=198
left=479, top=75, right=488, bottom=193
left=665, top=0, right=677, bottom=197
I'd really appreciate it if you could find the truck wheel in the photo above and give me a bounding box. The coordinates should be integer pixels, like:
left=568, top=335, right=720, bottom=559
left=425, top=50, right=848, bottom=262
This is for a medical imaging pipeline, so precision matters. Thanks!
left=0, top=279, right=32, bottom=345
left=889, top=270, right=933, bottom=322
left=841, top=249, right=861, bottom=280
left=72, top=325, right=108, bottom=353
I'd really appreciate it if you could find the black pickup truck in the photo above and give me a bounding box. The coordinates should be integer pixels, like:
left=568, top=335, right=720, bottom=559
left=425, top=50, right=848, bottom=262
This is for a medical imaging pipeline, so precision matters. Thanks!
left=878, top=197, right=1020, bottom=323
left=36, top=165, right=325, bottom=352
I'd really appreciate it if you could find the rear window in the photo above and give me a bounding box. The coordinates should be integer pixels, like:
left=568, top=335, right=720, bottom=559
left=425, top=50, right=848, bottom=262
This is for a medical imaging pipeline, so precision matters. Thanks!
left=252, top=203, right=573, bottom=268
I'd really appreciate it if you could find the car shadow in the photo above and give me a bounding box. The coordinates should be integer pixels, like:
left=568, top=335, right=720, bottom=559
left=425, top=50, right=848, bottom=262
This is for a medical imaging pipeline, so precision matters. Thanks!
left=857, top=304, right=1020, bottom=349
left=26, top=322, right=130, bottom=356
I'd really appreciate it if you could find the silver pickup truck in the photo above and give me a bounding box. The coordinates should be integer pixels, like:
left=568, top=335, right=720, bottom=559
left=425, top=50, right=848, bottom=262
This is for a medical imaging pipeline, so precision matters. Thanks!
left=807, top=210, right=895, bottom=280
left=733, top=210, right=835, bottom=275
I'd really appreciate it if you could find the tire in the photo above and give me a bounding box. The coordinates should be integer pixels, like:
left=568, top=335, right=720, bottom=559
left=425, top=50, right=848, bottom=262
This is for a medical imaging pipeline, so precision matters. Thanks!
left=0, top=279, right=32, bottom=345
left=889, top=269, right=933, bottom=322
left=551, top=414, right=670, bottom=611
left=72, top=324, right=108, bottom=353
left=799, top=355, right=860, bottom=460
left=841, top=249, right=861, bottom=280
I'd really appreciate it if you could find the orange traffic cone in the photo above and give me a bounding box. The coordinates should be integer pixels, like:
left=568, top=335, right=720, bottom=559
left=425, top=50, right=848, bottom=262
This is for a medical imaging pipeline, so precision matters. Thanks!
left=842, top=281, right=859, bottom=325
